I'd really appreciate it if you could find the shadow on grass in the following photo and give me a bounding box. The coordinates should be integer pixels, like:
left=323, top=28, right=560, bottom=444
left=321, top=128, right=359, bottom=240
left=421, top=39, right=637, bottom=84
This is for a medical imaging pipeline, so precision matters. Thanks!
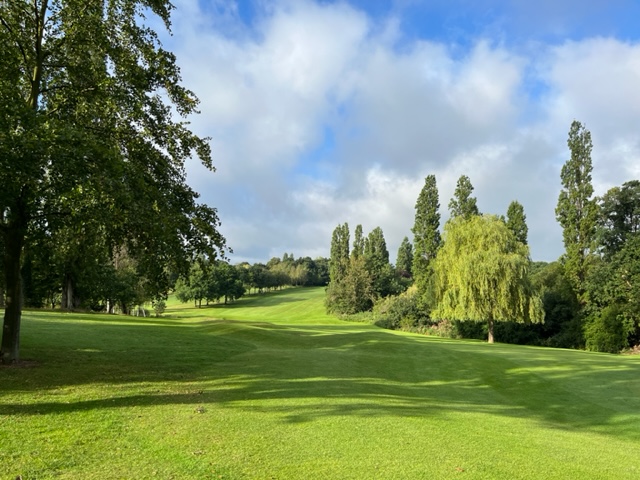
left=2, top=314, right=640, bottom=443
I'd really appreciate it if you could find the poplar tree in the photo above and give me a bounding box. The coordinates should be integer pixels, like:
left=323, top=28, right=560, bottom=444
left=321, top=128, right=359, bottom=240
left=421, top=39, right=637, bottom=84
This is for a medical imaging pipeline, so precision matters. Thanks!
left=412, top=175, right=441, bottom=295
left=432, top=215, right=544, bottom=343
left=326, top=223, right=376, bottom=314
left=555, top=120, right=598, bottom=298
left=506, top=200, right=528, bottom=245
left=448, top=175, right=480, bottom=219
left=329, top=223, right=350, bottom=284
left=363, top=226, right=394, bottom=297
left=395, top=237, right=413, bottom=276
left=352, top=224, right=364, bottom=259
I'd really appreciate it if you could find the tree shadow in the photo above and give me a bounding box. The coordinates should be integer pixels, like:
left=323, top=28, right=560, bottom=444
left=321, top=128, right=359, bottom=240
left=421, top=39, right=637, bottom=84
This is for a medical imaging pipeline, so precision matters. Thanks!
left=2, top=314, right=640, bottom=443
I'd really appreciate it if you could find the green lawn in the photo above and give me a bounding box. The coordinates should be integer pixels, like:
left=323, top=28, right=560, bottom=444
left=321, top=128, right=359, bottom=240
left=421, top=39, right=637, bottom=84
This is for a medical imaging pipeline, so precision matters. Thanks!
left=2, top=286, right=640, bottom=479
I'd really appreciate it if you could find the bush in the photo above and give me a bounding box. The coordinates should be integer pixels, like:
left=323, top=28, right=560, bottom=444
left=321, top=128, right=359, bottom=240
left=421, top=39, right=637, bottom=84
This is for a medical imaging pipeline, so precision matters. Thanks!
left=372, top=288, right=427, bottom=331
left=424, top=320, right=459, bottom=338
left=584, top=305, right=631, bottom=353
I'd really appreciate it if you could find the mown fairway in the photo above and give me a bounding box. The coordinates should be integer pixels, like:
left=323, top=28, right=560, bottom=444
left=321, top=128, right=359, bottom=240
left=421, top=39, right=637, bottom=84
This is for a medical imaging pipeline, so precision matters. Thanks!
left=2, top=287, right=640, bottom=479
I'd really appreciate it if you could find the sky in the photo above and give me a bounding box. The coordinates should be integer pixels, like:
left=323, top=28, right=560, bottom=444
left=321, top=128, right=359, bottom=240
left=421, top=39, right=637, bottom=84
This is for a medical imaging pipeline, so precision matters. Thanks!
left=156, top=0, right=640, bottom=263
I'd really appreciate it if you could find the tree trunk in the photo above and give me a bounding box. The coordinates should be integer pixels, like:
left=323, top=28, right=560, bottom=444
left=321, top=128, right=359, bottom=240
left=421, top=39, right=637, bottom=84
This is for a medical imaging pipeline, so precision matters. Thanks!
left=61, top=272, right=79, bottom=310
left=487, top=317, right=495, bottom=344
left=1, top=223, right=26, bottom=364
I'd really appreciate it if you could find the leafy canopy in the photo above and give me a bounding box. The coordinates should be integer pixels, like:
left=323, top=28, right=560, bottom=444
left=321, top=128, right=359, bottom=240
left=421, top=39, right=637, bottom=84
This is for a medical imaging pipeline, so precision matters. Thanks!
left=432, top=215, right=543, bottom=342
left=0, top=0, right=225, bottom=363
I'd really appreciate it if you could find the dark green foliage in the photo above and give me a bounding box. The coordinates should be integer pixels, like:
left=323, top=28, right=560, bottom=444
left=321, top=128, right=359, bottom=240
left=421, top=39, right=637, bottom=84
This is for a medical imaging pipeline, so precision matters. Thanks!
left=586, top=233, right=640, bottom=349
left=352, top=224, right=364, bottom=259
left=584, top=305, right=631, bottom=353
left=506, top=200, right=528, bottom=245
left=529, top=261, right=582, bottom=348
left=598, top=180, right=640, bottom=257
left=325, top=256, right=374, bottom=315
left=448, top=175, right=480, bottom=219
left=0, top=0, right=226, bottom=363
left=329, top=223, right=350, bottom=284
left=412, top=174, right=441, bottom=302
left=556, top=120, right=598, bottom=298
left=395, top=237, right=413, bottom=277
left=372, top=288, right=426, bottom=330
left=175, top=260, right=245, bottom=307
left=363, top=226, right=397, bottom=298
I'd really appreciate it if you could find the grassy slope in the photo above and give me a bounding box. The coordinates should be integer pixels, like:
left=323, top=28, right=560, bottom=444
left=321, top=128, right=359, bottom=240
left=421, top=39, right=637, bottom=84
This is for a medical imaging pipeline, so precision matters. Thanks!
left=1, top=287, right=640, bottom=479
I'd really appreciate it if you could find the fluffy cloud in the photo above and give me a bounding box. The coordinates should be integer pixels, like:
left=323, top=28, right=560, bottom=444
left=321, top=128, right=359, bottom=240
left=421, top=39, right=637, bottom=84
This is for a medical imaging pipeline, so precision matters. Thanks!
left=159, top=1, right=640, bottom=263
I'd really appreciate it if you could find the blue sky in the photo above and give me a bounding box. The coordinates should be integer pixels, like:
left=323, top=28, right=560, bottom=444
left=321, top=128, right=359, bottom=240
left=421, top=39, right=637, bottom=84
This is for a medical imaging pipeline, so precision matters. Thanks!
left=159, top=0, right=640, bottom=263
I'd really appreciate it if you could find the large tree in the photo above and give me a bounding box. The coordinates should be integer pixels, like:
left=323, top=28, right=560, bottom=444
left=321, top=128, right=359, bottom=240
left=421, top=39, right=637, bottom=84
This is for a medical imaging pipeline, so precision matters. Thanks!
left=0, top=1, right=225, bottom=363
left=448, top=175, right=480, bottom=219
left=411, top=174, right=441, bottom=297
left=505, top=200, right=528, bottom=245
left=555, top=120, right=598, bottom=298
left=432, top=215, right=544, bottom=343
left=325, top=255, right=374, bottom=315
left=329, top=223, right=350, bottom=284
left=585, top=234, right=640, bottom=352
left=598, top=180, right=640, bottom=257
left=363, top=226, right=394, bottom=297
left=395, top=236, right=413, bottom=277
left=351, top=224, right=364, bottom=259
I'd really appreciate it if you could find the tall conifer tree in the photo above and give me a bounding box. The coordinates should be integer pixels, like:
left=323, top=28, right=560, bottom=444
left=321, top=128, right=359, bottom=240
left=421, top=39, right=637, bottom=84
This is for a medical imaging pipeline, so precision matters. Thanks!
left=412, top=175, right=441, bottom=298
left=556, top=120, right=598, bottom=298
left=449, top=175, right=480, bottom=219
left=329, top=223, right=350, bottom=284
left=396, top=237, right=413, bottom=276
left=506, top=200, right=528, bottom=245
left=352, top=224, right=364, bottom=259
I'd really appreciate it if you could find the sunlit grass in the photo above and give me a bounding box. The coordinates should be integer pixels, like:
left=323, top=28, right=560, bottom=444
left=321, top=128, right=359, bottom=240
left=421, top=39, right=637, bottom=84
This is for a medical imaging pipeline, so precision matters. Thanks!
left=2, top=287, right=640, bottom=479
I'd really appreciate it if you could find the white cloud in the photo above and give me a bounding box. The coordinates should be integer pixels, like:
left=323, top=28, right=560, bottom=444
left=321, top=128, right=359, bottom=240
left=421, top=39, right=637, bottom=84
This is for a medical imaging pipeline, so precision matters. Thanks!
left=158, top=1, right=640, bottom=264
left=540, top=38, right=640, bottom=190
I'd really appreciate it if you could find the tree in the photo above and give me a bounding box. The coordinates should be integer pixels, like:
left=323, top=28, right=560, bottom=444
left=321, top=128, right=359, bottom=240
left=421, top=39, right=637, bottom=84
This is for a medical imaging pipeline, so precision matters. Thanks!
left=555, top=120, right=598, bottom=299
left=325, top=255, right=374, bottom=315
left=0, top=1, right=226, bottom=363
left=212, top=261, right=245, bottom=304
left=352, top=224, right=364, bottom=259
left=175, top=261, right=209, bottom=308
left=586, top=233, right=640, bottom=350
left=505, top=200, right=528, bottom=245
left=363, top=226, right=395, bottom=297
left=530, top=261, right=581, bottom=348
left=412, top=174, right=441, bottom=296
left=329, top=223, right=350, bottom=284
left=395, top=237, right=413, bottom=277
left=598, top=180, right=640, bottom=257
left=432, top=215, right=544, bottom=343
left=448, top=175, right=480, bottom=219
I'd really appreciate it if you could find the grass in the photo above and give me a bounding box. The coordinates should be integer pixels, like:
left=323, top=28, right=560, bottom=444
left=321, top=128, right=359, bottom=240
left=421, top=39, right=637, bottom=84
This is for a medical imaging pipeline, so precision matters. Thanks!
left=1, top=286, right=640, bottom=479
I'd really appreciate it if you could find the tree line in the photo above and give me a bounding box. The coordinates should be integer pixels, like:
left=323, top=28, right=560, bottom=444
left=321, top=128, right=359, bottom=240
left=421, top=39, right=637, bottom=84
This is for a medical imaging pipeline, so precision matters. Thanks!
left=174, top=254, right=329, bottom=307
left=327, top=120, right=639, bottom=353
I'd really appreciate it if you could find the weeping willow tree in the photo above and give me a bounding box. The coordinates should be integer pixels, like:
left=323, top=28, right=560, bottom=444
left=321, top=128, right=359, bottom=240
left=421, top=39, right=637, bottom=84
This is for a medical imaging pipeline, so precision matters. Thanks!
left=432, top=215, right=543, bottom=343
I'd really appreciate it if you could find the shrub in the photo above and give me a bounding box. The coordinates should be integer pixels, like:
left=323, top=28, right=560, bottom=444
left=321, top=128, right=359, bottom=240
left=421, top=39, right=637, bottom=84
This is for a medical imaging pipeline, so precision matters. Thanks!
left=372, top=287, right=427, bottom=331
left=584, top=305, right=631, bottom=353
